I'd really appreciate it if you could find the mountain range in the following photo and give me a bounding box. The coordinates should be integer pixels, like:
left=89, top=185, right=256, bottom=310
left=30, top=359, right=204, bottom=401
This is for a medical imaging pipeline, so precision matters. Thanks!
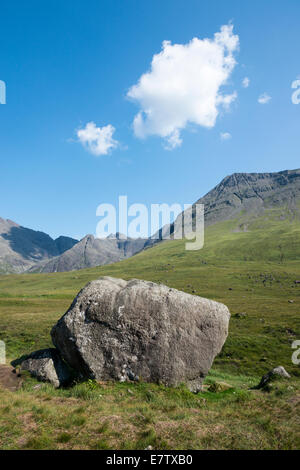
left=0, top=218, right=78, bottom=274
left=1, top=168, right=299, bottom=274
left=28, top=233, right=148, bottom=273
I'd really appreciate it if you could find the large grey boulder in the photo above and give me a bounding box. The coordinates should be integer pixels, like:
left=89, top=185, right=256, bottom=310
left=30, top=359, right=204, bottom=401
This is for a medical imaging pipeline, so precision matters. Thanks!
left=20, top=348, right=71, bottom=388
left=51, top=277, right=230, bottom=392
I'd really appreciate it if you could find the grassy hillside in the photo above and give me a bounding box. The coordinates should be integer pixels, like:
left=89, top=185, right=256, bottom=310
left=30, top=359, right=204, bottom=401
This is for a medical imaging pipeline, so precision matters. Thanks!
left=1, top=212, right=299, bottom=376
left=0, top=212, right=299, bottom=449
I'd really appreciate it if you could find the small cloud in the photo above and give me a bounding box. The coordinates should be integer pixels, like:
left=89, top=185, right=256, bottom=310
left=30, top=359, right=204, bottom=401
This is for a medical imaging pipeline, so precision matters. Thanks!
left=76, top=122, right=119, bottom=156
left=258, top=93, right=271, bottom=105
left=127, top=24, right=239, bottom=149
left=242, top=77, right=250, bottom=88
left=164, top=129, right=182, bottom=150
left=220, top=132, right=232, bottom=140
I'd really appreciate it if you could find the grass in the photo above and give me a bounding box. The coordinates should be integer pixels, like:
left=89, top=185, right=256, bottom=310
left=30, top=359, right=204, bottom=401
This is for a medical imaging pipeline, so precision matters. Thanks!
left=0, top=211, right=299, bottom=449
left=0, top=373, right=299, bottom=450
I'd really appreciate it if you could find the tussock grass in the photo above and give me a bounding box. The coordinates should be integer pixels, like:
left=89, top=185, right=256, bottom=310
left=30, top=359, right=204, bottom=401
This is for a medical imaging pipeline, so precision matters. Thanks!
left=0, top=375, right=299, bottom=450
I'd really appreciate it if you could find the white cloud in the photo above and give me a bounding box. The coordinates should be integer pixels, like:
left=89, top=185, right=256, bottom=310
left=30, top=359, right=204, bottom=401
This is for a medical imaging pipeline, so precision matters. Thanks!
left=77, top=122, right=118, bottom=156
left=220, top=132, right=232, bottom=140
left=258, top=93, right=271, bottom=105
left=242, top=77, right=250, bottom=88
left=127, top=24, right=239, bottom=149
left=164, top=129, right=182, bottom=150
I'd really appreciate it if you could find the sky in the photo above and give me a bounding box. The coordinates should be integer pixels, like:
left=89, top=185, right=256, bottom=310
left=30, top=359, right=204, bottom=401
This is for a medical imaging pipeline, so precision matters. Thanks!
left=0, top=0, right=300, bottom=240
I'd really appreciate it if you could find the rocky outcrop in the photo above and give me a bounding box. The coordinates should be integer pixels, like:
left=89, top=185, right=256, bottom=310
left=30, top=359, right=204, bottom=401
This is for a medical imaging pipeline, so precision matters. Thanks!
left=256, top=366, right=291, bottom=390
left=20, top=348, right=71, bottom=388
left=51, top=277, right=230, bottom=392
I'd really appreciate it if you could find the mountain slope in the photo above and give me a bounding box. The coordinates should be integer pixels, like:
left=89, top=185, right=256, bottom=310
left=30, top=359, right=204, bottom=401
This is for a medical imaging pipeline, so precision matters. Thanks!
left=0, top=218, right=78, bottom=274
left=54, top=236, right=79, bottom=255
left=195, top=168, right=300, bottom=225
left=161, top=168, right=300, bottom=240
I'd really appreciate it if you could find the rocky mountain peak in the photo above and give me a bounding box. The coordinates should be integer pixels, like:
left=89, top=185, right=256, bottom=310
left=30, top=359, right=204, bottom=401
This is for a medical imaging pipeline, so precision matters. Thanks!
left=195, top=168, right=300, bottom=225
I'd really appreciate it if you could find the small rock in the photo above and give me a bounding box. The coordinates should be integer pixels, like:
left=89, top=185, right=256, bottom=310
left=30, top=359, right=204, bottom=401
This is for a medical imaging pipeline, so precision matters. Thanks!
left=256, top=366, right=291, bottom=390
left=286, top=328, right=296, bottom=337
left=234, top=312, right=247, bottom=319
left=288, top=300, right=294, bottom=303
left=145, top=445, right=153, bottom=451
left=19, top=348, right=71, bottom=388
left=32, top=384, right=43, bottom=390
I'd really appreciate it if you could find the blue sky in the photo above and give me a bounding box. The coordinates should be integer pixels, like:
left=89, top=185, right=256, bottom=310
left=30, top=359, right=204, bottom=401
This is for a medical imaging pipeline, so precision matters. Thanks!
left=0, top=0, right=300, bottom=239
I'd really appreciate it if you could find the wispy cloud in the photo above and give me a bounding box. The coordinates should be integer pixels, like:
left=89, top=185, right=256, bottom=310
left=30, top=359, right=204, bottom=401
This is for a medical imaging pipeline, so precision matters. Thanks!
left=76, top=122, right=118, bottom=156
left=220, top=132, right=232, bottom=140
left=242, top=77, right=250, bottom=88
left=127, top=24, right=239, bottom=149
left=163, top=129, right=182, bottom=150
left=258, top=93, right=271, bottom=104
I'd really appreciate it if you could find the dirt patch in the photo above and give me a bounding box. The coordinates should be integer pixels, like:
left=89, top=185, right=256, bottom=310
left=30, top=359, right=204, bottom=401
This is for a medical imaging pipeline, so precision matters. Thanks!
left=288, top=393, right=300, bottom=408
left=19, top=412, right=38, bottom=432
left=0, top=365, right=23, bottom=391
